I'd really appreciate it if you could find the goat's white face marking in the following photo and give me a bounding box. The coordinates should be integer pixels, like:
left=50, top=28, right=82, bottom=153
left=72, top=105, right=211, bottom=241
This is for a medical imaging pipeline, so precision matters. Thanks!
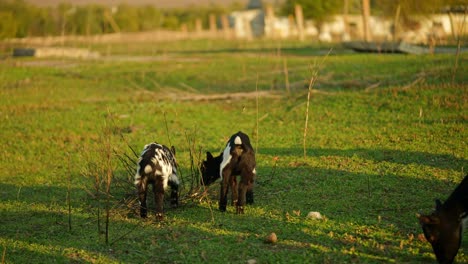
left=234, top=136, right=242, bottom=145
left=253, top=168, right=256, bottom=175
left=220, top=144, right=232, bottom=180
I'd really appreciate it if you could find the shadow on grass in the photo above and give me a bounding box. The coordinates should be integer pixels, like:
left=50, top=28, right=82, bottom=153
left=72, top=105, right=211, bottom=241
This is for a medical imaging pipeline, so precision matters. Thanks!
left=1, top=160, right=466, bottom=263
left=259, top=147, right=467, bottom=171
left=171, top=45, right=350, bottom=57
left=165, top=200, right=436, bottom=263
left=187, top=164, right=466, bottom=263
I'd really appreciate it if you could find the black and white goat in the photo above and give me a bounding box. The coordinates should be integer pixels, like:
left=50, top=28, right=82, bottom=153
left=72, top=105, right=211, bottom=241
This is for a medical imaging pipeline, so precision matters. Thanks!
left=135, top=143, right=179, bottom=219
left=418, top=175, right=468, bottom=264
left=200, top=131, right=256, bottom=214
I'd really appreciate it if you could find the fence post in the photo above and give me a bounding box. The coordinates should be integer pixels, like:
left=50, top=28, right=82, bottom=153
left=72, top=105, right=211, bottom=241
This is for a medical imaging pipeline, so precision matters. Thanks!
left=295, top=4, right=305, bottom=41
left=209, top=14, right=217, bottom=37
left=221, top=14, right=231, bottom=39
left=265, top=4, right=275, bottom=38
left=361, top=0, right=372, bottom=42
left=195, top=18, right=203, bottom=37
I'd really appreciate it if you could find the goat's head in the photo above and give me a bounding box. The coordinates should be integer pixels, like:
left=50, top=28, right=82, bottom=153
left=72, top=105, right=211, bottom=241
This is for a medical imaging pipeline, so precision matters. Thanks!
left=418, top=199, right=463, bottom=264
left=200, top=152, right=221, bottom=186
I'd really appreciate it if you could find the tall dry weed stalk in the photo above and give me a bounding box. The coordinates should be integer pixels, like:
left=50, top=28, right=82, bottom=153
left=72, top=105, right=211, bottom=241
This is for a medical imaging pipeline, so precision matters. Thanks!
left=163, top=111, right=172, bottom=147
left=255, top=73, right=259, bottom=154
left=103, top=114, right=113, bottom=245
left=303, top=66, right=318, bottom=158
left=66, top=154, right=72, bottom=232
left=283, top=58, right=290, bottom=94
left=184, top=130, right=203, bottom=196
left=2, top=246, right=6, bottom=264
left=303, top=49, right=332, bottom=158
left=80, top=112, right=117, bottom=244
left=183, top=129, right=216, bottom=224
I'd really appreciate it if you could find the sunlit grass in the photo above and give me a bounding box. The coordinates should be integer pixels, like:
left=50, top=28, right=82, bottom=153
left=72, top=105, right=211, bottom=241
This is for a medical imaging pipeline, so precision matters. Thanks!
left=0, top=39, right=466, bottom=263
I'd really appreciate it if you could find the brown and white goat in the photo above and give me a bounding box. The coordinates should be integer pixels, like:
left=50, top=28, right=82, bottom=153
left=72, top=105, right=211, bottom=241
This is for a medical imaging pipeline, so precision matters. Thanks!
left=135, top=143, right=179, bottom=219
left=418, top=175, right=468, bottom=264
left=200, top=131, right=256, bottom=214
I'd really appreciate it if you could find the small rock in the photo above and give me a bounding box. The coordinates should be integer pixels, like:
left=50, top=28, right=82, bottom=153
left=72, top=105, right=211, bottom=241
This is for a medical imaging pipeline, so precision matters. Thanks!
left=247, top=259, right=257, bottom=264
left=306, top=211, right=323, bottom=220
left=265, top=232, right=277, bottom=244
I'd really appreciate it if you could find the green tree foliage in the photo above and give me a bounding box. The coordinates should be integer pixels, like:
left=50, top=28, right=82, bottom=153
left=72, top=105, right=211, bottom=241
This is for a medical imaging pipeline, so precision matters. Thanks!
left=0, top=0, right=33, bottom=37
left=371, top=0, right=465, bottom=28
left=0, top=0, right=240, bottom=38
left=114, top=4, right=139, bottom=32
left=2, top=0, right=462, bottom=39
left=71, top=5, right=108, bottom=35
left=0, top=11, right=17, bottom=39
left=138, top=5, right=163, bottom=31
left=281, top=0, right=343, bottom=23
left=374, top=0, right=445, bottom=17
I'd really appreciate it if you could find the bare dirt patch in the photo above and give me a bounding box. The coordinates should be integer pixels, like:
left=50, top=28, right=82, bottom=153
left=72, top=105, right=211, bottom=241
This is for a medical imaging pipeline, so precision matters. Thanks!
left=175, top=90, right=282, bottom=101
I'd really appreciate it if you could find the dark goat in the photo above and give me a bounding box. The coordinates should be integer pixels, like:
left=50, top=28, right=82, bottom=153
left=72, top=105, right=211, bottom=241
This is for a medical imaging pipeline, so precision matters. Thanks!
left=201, top=131, right=256, bottom=214
left=418, top=175, right=468, bottom=264
left=135, top=143, right=179, bottom=219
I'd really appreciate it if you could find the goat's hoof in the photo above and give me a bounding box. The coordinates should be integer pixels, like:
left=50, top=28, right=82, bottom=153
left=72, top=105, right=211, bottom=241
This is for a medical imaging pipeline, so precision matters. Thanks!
left=155, top=213, right=164, bottom=221
left=140, top=211, right=148, bottom=218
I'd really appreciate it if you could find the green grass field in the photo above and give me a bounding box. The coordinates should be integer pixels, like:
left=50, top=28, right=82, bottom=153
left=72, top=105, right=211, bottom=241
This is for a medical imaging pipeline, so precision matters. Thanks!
left=0, top=39, right=467, bottom=263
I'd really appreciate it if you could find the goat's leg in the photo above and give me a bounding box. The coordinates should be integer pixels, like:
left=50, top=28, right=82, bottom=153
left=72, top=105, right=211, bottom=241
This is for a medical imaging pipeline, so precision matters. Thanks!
left=230, top=177, right=238, bottom=206
left=246, top=186, right=254, bottom=205
left=246, top=168, right=255, bottom=204
left=237, top=170, right=254, bottom=214
left=153, top=179, right=165, bottom=220
left=169, top=178, right=179, bottom=208
left=219, top=180, right=229, bottom=212
left=219, top=169, right=231, bottom=212
left=137, top=178, right=148, bottom=218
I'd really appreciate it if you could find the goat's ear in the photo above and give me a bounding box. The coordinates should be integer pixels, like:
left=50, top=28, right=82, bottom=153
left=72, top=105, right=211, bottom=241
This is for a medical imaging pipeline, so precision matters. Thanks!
left=419, top=214, right=440, bottom=225
left=206, top=152, right=213, bottom=160
left=171, top=146, right=176, bottom=156
left=435, top=199, right=443, bottom=210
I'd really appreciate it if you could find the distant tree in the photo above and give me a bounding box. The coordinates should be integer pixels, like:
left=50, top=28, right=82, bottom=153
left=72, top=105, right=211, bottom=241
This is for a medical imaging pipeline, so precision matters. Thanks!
left=281, top=0, right=343, bottom=23
left=372, top=0, right=465, bottom=28
left=138, top=5, right=163, bottom=31
left=71, top=5, right=108, bottom=35
left=113, top=4, right=139, bottom=32
left=0, top=11, right=17, bottom=39
left=2, top=0, right=35, bottom=37
left=161, top=14, right=180, bottom=30
left=69, top=6, right=87, bottom=35
left=28, top=7, right=55, bottom=36
left=373, top=0, right=465, bottom=18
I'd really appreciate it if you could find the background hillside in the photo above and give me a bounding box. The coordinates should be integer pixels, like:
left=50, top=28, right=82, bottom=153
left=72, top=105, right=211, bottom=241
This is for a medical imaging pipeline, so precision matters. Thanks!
left=24, top=0, right=282, bottom=8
